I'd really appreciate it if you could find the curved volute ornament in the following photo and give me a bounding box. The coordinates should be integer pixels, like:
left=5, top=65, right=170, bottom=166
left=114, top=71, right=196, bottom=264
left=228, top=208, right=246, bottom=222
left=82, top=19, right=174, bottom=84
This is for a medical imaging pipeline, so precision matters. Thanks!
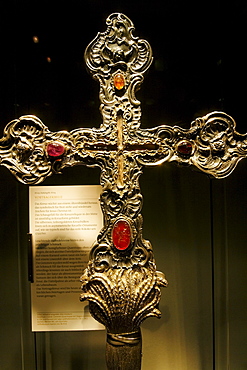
left=0, top=12, right=247, bottom=370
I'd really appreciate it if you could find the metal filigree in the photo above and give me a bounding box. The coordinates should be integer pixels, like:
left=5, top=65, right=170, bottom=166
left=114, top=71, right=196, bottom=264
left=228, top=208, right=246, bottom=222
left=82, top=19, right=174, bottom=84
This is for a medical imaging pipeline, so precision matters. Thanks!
left=0, top=12, right=247, bottom=370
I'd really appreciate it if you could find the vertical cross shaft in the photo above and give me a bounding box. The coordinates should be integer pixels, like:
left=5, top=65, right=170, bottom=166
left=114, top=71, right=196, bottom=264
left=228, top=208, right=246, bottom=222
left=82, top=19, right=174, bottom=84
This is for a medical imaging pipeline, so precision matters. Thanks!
left=0, top=12, right=247, bottom=370
left=117, top=112, right=124, bottom=188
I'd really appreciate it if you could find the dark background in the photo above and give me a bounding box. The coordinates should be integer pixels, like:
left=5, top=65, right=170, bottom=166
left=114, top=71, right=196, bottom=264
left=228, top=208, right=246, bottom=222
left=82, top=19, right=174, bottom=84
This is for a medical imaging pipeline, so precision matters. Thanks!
left=1, top=0, right=247, bottom=131
left=0, top=1, right=246, bottom=369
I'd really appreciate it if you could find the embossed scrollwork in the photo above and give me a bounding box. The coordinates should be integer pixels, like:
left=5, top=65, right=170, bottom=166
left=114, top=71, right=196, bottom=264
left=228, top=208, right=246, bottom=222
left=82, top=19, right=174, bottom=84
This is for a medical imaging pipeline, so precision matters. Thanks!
left=1, top=12, right=247, bottom=370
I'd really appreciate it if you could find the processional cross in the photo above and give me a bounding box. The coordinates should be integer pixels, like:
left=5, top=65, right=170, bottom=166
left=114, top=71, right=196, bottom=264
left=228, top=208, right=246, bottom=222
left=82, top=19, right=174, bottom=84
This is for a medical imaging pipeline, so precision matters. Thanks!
left=1, top=13, right=247, bottom=370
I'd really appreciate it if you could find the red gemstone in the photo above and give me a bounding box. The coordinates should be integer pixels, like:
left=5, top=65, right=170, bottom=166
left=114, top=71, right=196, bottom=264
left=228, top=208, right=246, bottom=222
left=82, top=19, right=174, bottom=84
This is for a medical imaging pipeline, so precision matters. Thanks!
left=177, top=140, right=193, bottom=156
left=46, top=142, right=65, bottom=157
left=112, top=219, right=131, bottom=251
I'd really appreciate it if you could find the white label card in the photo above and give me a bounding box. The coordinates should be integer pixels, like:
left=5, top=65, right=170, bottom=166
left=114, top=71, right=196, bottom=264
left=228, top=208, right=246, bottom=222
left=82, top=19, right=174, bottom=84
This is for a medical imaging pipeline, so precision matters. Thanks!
left=29, top=185, right=104, bottom=331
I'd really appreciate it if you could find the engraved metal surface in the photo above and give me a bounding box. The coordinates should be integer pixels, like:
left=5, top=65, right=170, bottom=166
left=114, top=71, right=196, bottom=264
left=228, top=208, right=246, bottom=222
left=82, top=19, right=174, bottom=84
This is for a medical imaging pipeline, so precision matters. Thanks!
left=0, top=12, right=247, bottom=370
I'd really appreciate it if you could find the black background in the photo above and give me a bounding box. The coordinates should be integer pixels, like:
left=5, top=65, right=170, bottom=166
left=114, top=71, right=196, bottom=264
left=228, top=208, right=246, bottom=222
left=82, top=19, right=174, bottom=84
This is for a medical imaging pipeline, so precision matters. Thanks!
left=1, top=0, right=247, bottom=133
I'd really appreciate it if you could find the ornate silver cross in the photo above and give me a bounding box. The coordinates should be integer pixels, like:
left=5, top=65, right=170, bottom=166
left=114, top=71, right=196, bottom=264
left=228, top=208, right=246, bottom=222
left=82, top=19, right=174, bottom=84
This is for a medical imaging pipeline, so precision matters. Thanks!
left=1, top=13, right=247, bottom=370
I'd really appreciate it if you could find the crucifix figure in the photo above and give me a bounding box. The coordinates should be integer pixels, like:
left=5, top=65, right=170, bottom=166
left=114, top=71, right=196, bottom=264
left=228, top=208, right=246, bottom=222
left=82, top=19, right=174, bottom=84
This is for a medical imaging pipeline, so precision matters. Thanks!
left=0, top=13, right=247, bottom=370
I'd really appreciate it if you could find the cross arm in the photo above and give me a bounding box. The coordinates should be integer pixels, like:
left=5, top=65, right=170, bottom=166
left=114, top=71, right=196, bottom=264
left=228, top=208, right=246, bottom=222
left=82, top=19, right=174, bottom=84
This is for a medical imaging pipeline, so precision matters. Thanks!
left=137, top=111, right=247, bottom=179
left=0, top=115, right=108, bottom=184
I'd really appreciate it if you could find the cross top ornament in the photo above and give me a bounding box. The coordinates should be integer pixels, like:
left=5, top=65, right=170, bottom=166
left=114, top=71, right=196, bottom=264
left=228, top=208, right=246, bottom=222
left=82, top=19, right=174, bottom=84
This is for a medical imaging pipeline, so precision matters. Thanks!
left=1, top=13, right=247, bottom=370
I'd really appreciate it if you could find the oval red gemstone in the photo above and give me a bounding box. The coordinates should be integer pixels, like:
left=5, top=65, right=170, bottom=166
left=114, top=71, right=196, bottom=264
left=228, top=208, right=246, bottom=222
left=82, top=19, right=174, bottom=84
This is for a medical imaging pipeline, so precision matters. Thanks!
left=112, top=219, right=131, bottom=251
left=177, top=140, right=193, bottom=156
left=46, top=142, right=65, bottom=157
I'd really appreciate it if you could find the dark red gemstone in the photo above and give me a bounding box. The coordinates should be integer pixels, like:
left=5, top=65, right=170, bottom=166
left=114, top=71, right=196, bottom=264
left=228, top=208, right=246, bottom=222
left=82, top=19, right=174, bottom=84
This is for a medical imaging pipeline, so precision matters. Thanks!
left=177, top=140, right=193, bottom=156
left=112, top=220, right=131, bottom=251
left=46, top=142, right=65, bottom=157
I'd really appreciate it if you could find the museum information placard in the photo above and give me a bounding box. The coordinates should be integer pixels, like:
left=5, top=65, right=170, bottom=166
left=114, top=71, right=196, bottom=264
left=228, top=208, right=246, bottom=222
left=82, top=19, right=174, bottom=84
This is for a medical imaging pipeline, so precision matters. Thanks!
left=29, top=185, right=104, bottom=331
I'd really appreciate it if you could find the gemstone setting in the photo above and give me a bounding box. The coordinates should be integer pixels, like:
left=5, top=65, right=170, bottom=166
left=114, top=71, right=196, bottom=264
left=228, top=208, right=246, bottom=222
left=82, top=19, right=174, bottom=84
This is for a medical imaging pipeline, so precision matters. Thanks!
left=113, top=73, right=125, bottom=90
left=46, top=142, right=65, bottom=157
left=112, top=219, right=131, bottom=251
left=176, top=140, right=193, bottom=156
